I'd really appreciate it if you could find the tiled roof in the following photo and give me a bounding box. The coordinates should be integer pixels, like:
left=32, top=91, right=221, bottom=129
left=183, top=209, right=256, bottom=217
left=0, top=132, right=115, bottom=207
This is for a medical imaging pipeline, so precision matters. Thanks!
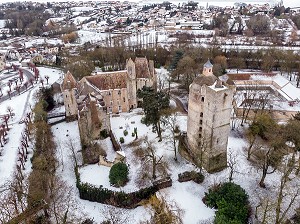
left=62, top=71, right=77, bottom=90
left=134, top=57, right=151, bottom=78
left=85, top=71, right=127, bottom=90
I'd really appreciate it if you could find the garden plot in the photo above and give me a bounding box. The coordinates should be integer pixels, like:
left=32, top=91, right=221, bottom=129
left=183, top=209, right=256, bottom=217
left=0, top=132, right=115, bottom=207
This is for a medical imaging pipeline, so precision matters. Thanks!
left=78, top=109, right=217, bottom=223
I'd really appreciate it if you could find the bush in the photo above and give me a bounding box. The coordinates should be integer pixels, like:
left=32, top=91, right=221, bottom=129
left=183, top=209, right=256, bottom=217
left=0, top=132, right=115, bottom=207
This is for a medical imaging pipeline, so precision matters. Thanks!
left=120, top=137, right=124, bottom=143
left=109, top=162, right=129, bottom=187
left=100, top=129, right=109, bottom=138
left=203, top=182, right=249, bottom=224
left=123, top=130, right=128, bottom=136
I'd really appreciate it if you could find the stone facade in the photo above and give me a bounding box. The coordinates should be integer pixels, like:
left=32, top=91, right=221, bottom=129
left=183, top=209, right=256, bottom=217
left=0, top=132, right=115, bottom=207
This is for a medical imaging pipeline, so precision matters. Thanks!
left=186, top=60, right=235, bottom=173
left=78, top=94, right=111, bottom=143
left=98, top=151, right=126, bottom=167
left=79, top=57, right=156, bottom=113
left=61, top=71, right=78, bottom=121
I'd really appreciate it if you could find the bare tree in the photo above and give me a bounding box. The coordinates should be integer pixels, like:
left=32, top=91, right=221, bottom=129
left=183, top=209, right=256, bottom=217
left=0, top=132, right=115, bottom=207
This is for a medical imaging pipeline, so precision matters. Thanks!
left=48, top=175, right=85, bottom=224
left=100, top=204, right=132, bottom=224
left=227, top=151, right=237, bottom=182
left=64, top=137, right=80, bottom=169
left=142, top=195, right=184, bottom=224
left=142, top=138, right=167, bottom=180
left=162, top=112, right=180, bottom=161
left=6, top=106, right=14, bottom=118
left=255, top=152, right=300, bottom=224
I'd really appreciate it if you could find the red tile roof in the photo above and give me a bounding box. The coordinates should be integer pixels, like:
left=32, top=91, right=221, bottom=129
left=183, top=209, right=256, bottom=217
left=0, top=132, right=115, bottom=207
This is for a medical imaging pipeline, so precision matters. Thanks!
left=85, top=71, right=127, bottom=90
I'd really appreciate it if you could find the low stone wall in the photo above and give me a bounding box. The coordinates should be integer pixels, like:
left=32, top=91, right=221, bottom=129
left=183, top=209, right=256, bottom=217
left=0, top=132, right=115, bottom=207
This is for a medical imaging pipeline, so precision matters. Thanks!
left=110, top=130, right=121, bottom=151
left=235, top=108, right=297, bottom=122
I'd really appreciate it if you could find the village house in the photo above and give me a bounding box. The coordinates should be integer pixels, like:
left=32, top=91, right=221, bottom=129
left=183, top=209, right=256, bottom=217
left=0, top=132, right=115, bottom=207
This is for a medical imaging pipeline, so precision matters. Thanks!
left=0, top=53, right=6, bottom=71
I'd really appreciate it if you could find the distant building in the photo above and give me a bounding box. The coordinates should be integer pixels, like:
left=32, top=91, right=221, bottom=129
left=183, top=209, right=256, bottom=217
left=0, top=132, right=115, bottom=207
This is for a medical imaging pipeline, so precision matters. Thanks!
left=0, top=53, right=5, bottom=71
left=184, top=60, right=235, bottom=172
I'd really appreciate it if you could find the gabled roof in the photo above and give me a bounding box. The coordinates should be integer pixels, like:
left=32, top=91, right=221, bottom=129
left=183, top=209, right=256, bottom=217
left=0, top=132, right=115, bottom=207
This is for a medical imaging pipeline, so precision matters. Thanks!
left=85, top=71, right=128, bottom=90
left=61, top=71, right=77, bottom=90
left=193, top=74, right=218, bottom=86
left=134, top=57, right=152, bottom=78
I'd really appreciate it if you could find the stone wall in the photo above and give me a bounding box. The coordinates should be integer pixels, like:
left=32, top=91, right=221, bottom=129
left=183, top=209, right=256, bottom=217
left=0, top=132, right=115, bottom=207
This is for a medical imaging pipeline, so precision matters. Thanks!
left=187, top=80, right=235, bottom=173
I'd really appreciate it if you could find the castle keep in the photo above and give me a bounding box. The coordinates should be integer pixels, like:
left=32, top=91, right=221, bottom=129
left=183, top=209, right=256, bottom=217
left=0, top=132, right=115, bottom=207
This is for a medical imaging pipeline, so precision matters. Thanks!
left=186, top=60, right=235, bottom=172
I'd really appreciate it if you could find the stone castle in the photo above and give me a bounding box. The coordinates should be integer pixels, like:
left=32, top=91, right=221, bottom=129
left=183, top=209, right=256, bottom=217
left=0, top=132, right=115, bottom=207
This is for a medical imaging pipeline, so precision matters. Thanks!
left=185, top=60, right=235, bottom=172
left=61, top=57, right=156, bottom=142
left=61, top=57, right=234, bottom=173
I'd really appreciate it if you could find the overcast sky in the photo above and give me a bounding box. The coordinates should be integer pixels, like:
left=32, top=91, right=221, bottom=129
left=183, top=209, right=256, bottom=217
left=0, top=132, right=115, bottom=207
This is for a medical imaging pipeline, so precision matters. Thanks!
left=0, top=0, right=299, bottom=8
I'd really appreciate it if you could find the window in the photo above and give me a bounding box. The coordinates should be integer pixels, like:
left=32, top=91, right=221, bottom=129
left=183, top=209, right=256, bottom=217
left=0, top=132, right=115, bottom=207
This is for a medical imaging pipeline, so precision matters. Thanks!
left=199, top=133, right=202, bottom=138
left=200, top=112, right=203, bottom=117
left=199, top=127, right=202, bottom=132
left=123, top=97, right=125, bottom=102
left=118, top=90, right=121, bottom=95
left=200, top=120, right=202, bottom=125
left=201, top=96, right=204, bottom=102
left=110, top=100, right=113, bottom=105
left=65, top=94, right=67, bottom=98
left=118, top=106, right=122, bottom=112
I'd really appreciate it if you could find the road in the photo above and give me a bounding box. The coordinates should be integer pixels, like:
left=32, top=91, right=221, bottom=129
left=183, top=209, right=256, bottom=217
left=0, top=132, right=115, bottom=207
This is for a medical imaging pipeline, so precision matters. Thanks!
left=0, top=68, right=35, bottom=104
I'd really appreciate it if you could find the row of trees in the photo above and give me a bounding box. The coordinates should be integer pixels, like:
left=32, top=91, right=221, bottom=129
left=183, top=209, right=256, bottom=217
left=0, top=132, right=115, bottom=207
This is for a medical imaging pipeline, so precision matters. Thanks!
left=63, top=44, right=300, bottom=90
left=242, top=111, right=300, bottom=223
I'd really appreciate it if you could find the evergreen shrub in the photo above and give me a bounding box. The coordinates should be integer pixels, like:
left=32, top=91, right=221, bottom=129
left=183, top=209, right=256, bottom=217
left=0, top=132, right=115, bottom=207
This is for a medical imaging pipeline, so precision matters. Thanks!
left=203, top=182, right=250, bottom=224
left=109, top=162, right=129, bottom=187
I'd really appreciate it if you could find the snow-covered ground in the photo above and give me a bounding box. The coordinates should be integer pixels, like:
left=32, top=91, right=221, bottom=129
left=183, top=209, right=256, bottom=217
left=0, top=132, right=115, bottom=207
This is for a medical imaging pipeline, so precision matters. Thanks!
left=0, top=66, right=62, bottom=187
left=52, top=121, right=151, bottom=223
left=68, top=106, right=299, bottom=223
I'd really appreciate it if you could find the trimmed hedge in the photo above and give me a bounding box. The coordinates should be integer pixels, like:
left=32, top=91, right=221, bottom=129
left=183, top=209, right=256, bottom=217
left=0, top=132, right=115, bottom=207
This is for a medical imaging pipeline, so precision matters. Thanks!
left=178, top=171, right=204, bottom=184
left=203, top=182, right=250, bottom=224
left=75, top=166, right=161, bottom=208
